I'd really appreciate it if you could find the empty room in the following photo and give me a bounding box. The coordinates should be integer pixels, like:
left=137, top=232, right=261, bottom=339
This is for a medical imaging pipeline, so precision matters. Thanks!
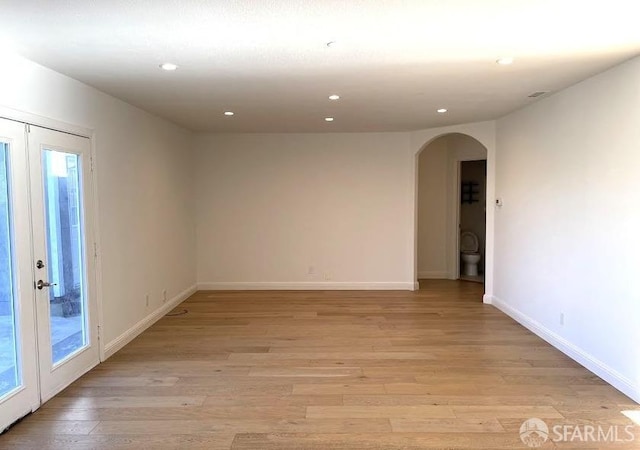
left=0, top=1, right=639, bottom=449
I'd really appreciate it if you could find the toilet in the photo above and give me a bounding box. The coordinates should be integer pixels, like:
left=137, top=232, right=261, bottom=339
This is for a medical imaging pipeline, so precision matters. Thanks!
left=460, top=231, right=481, bottom=277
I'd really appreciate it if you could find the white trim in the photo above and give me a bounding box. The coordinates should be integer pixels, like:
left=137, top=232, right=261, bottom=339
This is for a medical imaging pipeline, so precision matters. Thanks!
left=490, top=296, right=640, bottom=404
left=413, top=281, right=420, bottom=291
left=197, top=281, right=415, bottom=291
left=450, top=159, right=461, bottom=280
left=0, top=105, right=93, bottom=138
left=90, top=132, right=106, bottom=362
left=417, top=271, right=449, bottom=279
left=103, top=284, right=197, bottom=360
left=482, top=294, right=494, bottom=304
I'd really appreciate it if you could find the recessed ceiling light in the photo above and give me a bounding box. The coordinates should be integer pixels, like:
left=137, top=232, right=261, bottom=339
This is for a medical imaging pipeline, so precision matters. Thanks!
left=224, top=111, right=234, bottom=116
left=325, top=117, right=334, bottom=122
left=328, top=94, right=340, bottom=101
left=437, top=108, right=448, bottom=113
left=496, top=57, right=514, bottom=65
left=159, top=62, right=178, bottom=71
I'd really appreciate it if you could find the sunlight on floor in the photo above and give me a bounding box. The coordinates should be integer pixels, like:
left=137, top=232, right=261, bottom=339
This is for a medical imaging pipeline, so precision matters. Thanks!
left=622, top=410, right=640, bottom=425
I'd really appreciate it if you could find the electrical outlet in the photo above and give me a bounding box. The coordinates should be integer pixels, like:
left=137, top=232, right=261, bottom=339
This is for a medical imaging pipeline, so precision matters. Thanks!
left=145, top=293, right=149, bottom=307
left=323, top=272, right=331, bottom=281
left=162, top=289, right=167, bottom=303
left=560, top=313, right=565, bottom=326
left=308, top=266, right=316, bottom=275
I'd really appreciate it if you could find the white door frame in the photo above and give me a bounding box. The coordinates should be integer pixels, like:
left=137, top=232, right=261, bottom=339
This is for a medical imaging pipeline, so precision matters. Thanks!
left=453, top=158, right=487, bottom=280
left=450, top=159, right=462, bottom=280
left=28, top=125, right=100, bottom=402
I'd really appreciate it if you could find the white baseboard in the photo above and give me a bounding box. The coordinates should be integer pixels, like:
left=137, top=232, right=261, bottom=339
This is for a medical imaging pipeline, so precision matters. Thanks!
left=491, top=296, right=640, bottom=404
left=483, top=294, right=494, bottom=304
left=417, top=271, right=449, bottom=279
left=103, top=284, right=197, bottom=360
left=197, top=281, right=414, bottom=291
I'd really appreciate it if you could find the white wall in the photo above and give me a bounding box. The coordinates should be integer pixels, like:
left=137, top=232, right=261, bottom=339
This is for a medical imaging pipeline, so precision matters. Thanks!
left=195, top=132, right=415, bottom=289
left=194, top=122, right=496, bottom=291
left=494, top=56, right=640, bottom=402
left=0, top=52, right=196, bottom=353
left=417, top=137, right=449, bottom=278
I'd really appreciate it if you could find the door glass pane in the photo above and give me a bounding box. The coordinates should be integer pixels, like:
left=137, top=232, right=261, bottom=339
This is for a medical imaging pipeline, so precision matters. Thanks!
left=42, top=150, right=87, bottom=364
left=0, top=142, right=20, bottom=397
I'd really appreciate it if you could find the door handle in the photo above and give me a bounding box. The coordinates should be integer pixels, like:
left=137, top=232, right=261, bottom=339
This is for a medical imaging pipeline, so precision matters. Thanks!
left=36, top=280, right=57, bottom=290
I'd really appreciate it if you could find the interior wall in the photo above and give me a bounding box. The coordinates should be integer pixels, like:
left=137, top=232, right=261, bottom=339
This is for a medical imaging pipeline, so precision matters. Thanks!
left=0, top=51, right=197, bottom=350
left=417, top=137, right=449, bottom=278
left=195, top=123, right=496, bottom=291
left=194, top=132, right=415, bottom=289
left=494, top=55, right=640, bottom=402
left=416, top=134, right=487, bottom=279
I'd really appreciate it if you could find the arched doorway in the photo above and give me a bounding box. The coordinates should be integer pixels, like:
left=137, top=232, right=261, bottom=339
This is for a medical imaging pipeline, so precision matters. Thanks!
left=414, top=132, right=490, bottom=293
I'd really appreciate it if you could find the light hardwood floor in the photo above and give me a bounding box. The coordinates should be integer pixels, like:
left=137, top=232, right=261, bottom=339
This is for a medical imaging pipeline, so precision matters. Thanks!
left=1, top=280, right=638, bottom=449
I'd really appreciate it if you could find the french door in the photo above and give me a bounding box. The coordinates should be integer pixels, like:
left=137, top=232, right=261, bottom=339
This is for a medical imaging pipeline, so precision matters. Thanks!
left=0, top=118, right=98, bottom=431
left=0, top=119, right=38, bottom=431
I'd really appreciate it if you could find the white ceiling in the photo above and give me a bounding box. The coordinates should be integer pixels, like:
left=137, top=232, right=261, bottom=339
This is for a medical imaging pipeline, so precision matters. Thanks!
left=1, top=0, right=639, bottom=132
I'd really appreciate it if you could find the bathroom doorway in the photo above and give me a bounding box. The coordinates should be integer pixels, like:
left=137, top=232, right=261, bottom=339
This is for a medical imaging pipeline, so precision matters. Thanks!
left=458, top=159, right=487, bottom=283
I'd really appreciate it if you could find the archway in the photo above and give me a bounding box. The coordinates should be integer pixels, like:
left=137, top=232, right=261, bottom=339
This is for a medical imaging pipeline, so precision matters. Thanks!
left=411, top=130, right=493, bottom=301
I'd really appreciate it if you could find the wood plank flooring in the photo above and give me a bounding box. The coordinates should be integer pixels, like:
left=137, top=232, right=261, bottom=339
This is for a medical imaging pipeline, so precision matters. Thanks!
left=1, top=280, right=638, bottom=449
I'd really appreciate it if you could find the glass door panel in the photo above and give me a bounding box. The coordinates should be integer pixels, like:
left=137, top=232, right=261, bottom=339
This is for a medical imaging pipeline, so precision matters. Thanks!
left=0, top=142, right=20, bottom=398
left=42, top=150, right=88, bottom=365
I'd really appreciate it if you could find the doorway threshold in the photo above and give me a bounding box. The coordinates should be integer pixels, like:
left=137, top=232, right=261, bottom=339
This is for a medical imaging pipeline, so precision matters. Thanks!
left=459, top=275, right=484, bottom=284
